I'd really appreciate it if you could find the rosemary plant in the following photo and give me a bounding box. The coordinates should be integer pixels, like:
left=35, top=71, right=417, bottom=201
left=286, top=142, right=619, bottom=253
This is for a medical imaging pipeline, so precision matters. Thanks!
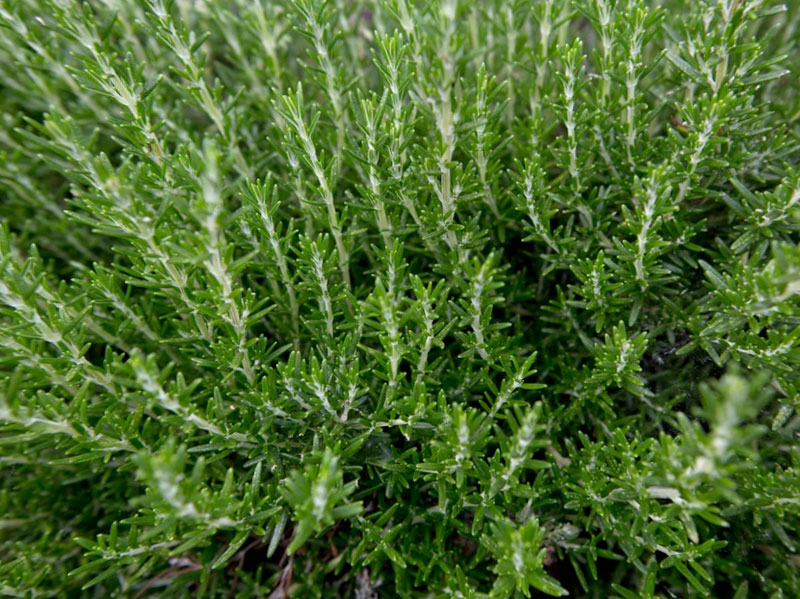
left=1, top=0, right=799, bottom=597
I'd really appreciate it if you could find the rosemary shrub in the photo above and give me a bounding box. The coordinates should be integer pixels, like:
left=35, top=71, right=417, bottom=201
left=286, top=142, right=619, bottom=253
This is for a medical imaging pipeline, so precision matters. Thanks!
left=1, top=0, right=799, bottom=597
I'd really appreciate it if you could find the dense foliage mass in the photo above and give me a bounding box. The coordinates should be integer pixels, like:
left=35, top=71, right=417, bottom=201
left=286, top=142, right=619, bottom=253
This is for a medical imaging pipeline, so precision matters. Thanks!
left=1, top=0, right=799, bottom=597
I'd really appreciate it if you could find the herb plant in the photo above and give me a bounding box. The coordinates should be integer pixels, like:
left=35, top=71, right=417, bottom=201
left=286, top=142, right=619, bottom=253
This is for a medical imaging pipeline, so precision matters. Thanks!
left=1, top=0, right=799, bottom=597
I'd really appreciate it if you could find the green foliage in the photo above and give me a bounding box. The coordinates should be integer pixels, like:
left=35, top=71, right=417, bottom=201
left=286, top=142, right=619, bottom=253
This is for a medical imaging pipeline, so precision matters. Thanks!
left=0, top=0, right=799, bottom=597
left=486, top=517, right=567, bottom=598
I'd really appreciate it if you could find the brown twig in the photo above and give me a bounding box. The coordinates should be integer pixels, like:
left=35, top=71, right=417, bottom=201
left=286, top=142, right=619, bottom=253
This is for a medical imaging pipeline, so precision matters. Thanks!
left=135, top=555, right=202, bottom=598
left=268, top=556, right=294, bottom=599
